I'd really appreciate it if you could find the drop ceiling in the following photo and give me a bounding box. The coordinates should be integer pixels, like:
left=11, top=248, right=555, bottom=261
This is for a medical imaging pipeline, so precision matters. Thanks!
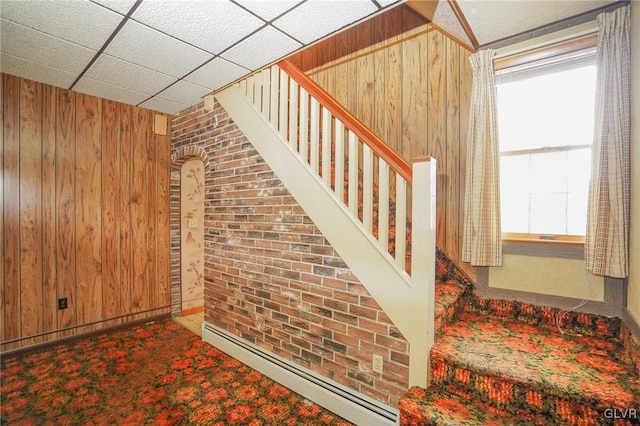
left=0, top=0, right=402, bottom=114
left=0, top=0, right=623, bottom=116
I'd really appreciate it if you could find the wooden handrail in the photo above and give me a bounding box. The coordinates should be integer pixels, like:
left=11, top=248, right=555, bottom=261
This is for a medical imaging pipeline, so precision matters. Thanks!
left=278, top=59, right=413, bottom=185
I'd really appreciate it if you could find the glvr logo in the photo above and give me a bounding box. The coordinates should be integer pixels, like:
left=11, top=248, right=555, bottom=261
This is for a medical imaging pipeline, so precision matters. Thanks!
left=603, top=408, right=638, bottom=419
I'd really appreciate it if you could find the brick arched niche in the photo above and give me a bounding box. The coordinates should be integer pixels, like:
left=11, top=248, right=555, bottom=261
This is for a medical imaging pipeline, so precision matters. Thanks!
left=170, top=146, right=211, bottom=317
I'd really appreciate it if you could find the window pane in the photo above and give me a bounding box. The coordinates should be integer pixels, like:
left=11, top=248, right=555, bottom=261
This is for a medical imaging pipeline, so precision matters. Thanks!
left=530, top=193, right=567, bottom=234
left=497, top=50, right=596, bottom=237
left=530, top=151, right=567, bottom=195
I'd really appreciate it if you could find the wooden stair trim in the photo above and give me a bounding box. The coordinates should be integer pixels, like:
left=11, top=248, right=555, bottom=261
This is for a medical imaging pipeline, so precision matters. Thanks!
left=278, top=59, right=412, bottom=184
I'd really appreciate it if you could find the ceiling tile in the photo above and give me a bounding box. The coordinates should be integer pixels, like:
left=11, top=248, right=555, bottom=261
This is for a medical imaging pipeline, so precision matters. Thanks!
left=155, top=80, right=211, bottom=106
left=89, top=0, right=138, bottom=15
left=105, top=20, right=213, bottom=78
left=235, top=0, right=304, bottom=21
left=184, top=57, right=249, bottom=91
left=73, top=76, right=150, bottom=105
left=221, top=26, right=301, bottom=71
left=273, top=0, right=378, bottom=45
left=84, top=54, right=177, bottom=95
left=131, top=0, right=264, bottom=54
left=139, top=96, right=189, bottom=115
left=376, top=0, right=402, bottom=6
left=0, top=19, right=96, bottom=75
left=0, top=0, right=123, bottom=50
left=0, top=54, right=77, bottom=89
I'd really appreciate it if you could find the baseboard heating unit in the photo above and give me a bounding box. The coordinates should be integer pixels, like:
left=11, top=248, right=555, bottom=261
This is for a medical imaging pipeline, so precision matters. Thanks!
left=202, top=322, right=399, bottom=426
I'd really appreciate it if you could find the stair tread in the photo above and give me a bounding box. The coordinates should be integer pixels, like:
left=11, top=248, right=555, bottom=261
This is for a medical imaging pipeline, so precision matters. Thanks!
left=433, top=311, right=640, bottom=408
left=400, top=386, right=549, bottom=426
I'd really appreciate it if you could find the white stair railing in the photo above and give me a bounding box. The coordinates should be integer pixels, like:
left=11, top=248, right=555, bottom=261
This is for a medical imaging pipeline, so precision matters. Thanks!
left=214, top=60, right=435, bottom=388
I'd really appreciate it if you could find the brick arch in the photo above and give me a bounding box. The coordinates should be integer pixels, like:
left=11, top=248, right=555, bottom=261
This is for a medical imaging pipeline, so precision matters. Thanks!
left=171, top=146, right=210, bottom=169
left=169, top=146, right=211, bottom=317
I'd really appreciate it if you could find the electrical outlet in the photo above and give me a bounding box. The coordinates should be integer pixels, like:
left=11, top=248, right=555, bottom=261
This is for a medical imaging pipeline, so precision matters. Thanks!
left=372, top=354, right=383, bottom=374
left=58, top=297, right=68, bottom=310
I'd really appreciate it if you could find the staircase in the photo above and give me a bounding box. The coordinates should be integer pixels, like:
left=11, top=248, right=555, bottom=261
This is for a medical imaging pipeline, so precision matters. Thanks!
left=213, top=60, right=640, bottom=425
left=401, top=261, right=640, bottom=425
left=214, top=60, right=436, bottom=388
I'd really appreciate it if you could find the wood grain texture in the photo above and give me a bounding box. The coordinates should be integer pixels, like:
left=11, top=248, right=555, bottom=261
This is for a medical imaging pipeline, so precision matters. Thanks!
left=3, top=74, right=20, bottom=345
left=0, top=73, right=4, bottom=343
left=19, top=78, right=44, bottom=344
left=102, top=100, right=121, bottom=319
left=287, top=24, right=475, bottom=276
left=1, top=74, right=172, bottom=351
left=42, top=84, right=58, bottom=339
left=55, top=88, right=77, bottom=331
left=75, top=93, right=103, bottom=326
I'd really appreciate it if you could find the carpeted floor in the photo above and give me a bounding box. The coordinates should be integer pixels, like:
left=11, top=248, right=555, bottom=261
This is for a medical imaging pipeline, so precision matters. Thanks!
left=1, top=319, right=353, bottom=425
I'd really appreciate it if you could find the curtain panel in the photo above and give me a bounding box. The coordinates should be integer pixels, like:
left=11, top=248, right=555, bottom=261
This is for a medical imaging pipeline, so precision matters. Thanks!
left=585, top=5, right=631, bottom=279
left=462, top=49, right=502, bottom=267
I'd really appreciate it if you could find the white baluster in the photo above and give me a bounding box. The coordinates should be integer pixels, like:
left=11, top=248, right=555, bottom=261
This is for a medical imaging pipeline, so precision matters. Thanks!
left=348, top=130, right=358, bottom=216
left=334, top=121, right=345, bottom=205
left=270, top=65, right=279, bottom=127
left=395, top=175, right=407, bottom=271
left=299, top=88, right=309, bottom=161
left=288, top=79, right=299, bottom=149
left=279, top=70, right=288, bottom=140
left=363, top=145, right=373, bottom=233
left=310, top=98, right=320, bottom=175
left=261, top=68, right=270, bottom=116
left=378, top=162, right=389, bottom=253
left=246, top=75, right=255, bottom=105
left=322, top=108, right=332, bottom=187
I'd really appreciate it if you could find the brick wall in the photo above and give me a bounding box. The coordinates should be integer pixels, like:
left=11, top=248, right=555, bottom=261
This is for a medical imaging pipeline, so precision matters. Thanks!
left=171, top=100, right=410, bottom=406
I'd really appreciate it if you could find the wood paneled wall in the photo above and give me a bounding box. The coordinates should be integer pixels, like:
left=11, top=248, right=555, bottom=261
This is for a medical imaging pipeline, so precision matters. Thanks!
left=289, top=7, right=476, bottom=278
left=1, top=74, right=171, bottom=351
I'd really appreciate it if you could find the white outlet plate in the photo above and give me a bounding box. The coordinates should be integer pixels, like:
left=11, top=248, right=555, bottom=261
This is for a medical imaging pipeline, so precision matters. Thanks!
left=372, top=354, right=383, bottom=374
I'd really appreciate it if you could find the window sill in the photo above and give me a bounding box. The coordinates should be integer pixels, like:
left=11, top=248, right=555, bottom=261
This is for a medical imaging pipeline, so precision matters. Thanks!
left=502, top=234, right=584, bottom=247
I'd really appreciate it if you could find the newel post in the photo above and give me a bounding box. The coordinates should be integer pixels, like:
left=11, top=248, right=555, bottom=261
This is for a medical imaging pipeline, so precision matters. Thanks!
left=408, top=156, right=436, bottom=387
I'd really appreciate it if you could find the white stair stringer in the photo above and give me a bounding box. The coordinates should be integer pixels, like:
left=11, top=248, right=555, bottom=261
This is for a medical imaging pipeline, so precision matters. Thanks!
left=215, top=83, right=434, bottom=390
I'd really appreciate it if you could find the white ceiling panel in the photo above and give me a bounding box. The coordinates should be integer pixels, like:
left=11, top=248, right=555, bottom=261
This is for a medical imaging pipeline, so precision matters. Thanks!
left=73, top=76, right=150, bottom=105
left=376, top=0, right=403, bottom=6
left=457, top=0, right=617, bottom=46
left=155, top=80, right=211, bottom=106
left=0, top=19, right=96, bottom=75
left=84, top=54, right=176, bottom=95
left=0, top=54, right=77, bottom=89
left=221, top=26, right=301, bottom=70
left=105, top=20, right=213, bottom=78
left=139, top=96, right=189, bottom=115
left=235, top=0, right=305, bottom=21
left=273, top=0, right=378, bottom=44
left=185, top=58, right=249, bottom=91
left=131, top=0, right=264, bottom=54
left=89, top=0, right=138, bottom=15
left=0, top=0, right=123, bottom=50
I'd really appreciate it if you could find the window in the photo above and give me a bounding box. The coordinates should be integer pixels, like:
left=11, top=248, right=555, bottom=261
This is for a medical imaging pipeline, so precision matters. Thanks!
left=496, top=47, right=597, bottom=242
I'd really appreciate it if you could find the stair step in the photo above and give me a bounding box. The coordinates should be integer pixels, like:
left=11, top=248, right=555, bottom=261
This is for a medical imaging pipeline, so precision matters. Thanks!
left=399, top=386, right=550, bottom=425
left=434, top=279, right=468, bottom=334
left=430, top=311, right=640, bottom=424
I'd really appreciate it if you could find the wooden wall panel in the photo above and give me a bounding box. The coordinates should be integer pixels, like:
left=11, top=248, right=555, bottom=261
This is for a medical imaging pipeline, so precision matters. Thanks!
left=19, top=79, right=44, bottom=345
left=120, top=103, right=133, bottom=315
left=102, top=100, right=121, bottom=320
left=42, top=84, right=58, bottom=338
left=3, top=74, right=20, bottom=348
left=75, top=93, right=103, bottom=326
left=55, top=88, right=77, bottom=332
left=295, top=21, right=476, bottom=276
left=1, top=74, right=171, bottom=351
left=0, top=72, right=4, bottom=343
left=157, top=131, right=171, bottom=307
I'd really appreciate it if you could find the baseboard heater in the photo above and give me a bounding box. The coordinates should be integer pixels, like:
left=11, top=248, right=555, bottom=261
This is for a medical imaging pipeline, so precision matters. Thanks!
left=202, top=322, right=398, bottom=426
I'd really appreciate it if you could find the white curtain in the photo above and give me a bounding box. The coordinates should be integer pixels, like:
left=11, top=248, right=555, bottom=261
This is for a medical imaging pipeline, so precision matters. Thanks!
left=585, top=5, right=631, bottom=278
left=462, top=50, right=502, bottom=267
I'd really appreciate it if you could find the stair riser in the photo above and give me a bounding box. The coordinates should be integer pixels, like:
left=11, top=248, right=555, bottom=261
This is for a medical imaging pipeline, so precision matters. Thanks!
left=430, top=356, right=633, bottom=426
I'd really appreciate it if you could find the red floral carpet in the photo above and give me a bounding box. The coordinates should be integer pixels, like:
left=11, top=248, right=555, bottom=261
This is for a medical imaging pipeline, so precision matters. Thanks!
left=1, top=320, right=353, bottom=425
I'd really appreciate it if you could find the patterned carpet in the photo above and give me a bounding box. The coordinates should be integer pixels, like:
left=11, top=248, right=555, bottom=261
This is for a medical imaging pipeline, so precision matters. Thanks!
left=1, top=320, right=353, bottom=425
left=400, top=288, right=640, bottom=426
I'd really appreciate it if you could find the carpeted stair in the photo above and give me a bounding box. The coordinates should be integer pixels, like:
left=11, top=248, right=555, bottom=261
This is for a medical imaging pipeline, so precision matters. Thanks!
left=401, top=260, right=640, bottom=426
